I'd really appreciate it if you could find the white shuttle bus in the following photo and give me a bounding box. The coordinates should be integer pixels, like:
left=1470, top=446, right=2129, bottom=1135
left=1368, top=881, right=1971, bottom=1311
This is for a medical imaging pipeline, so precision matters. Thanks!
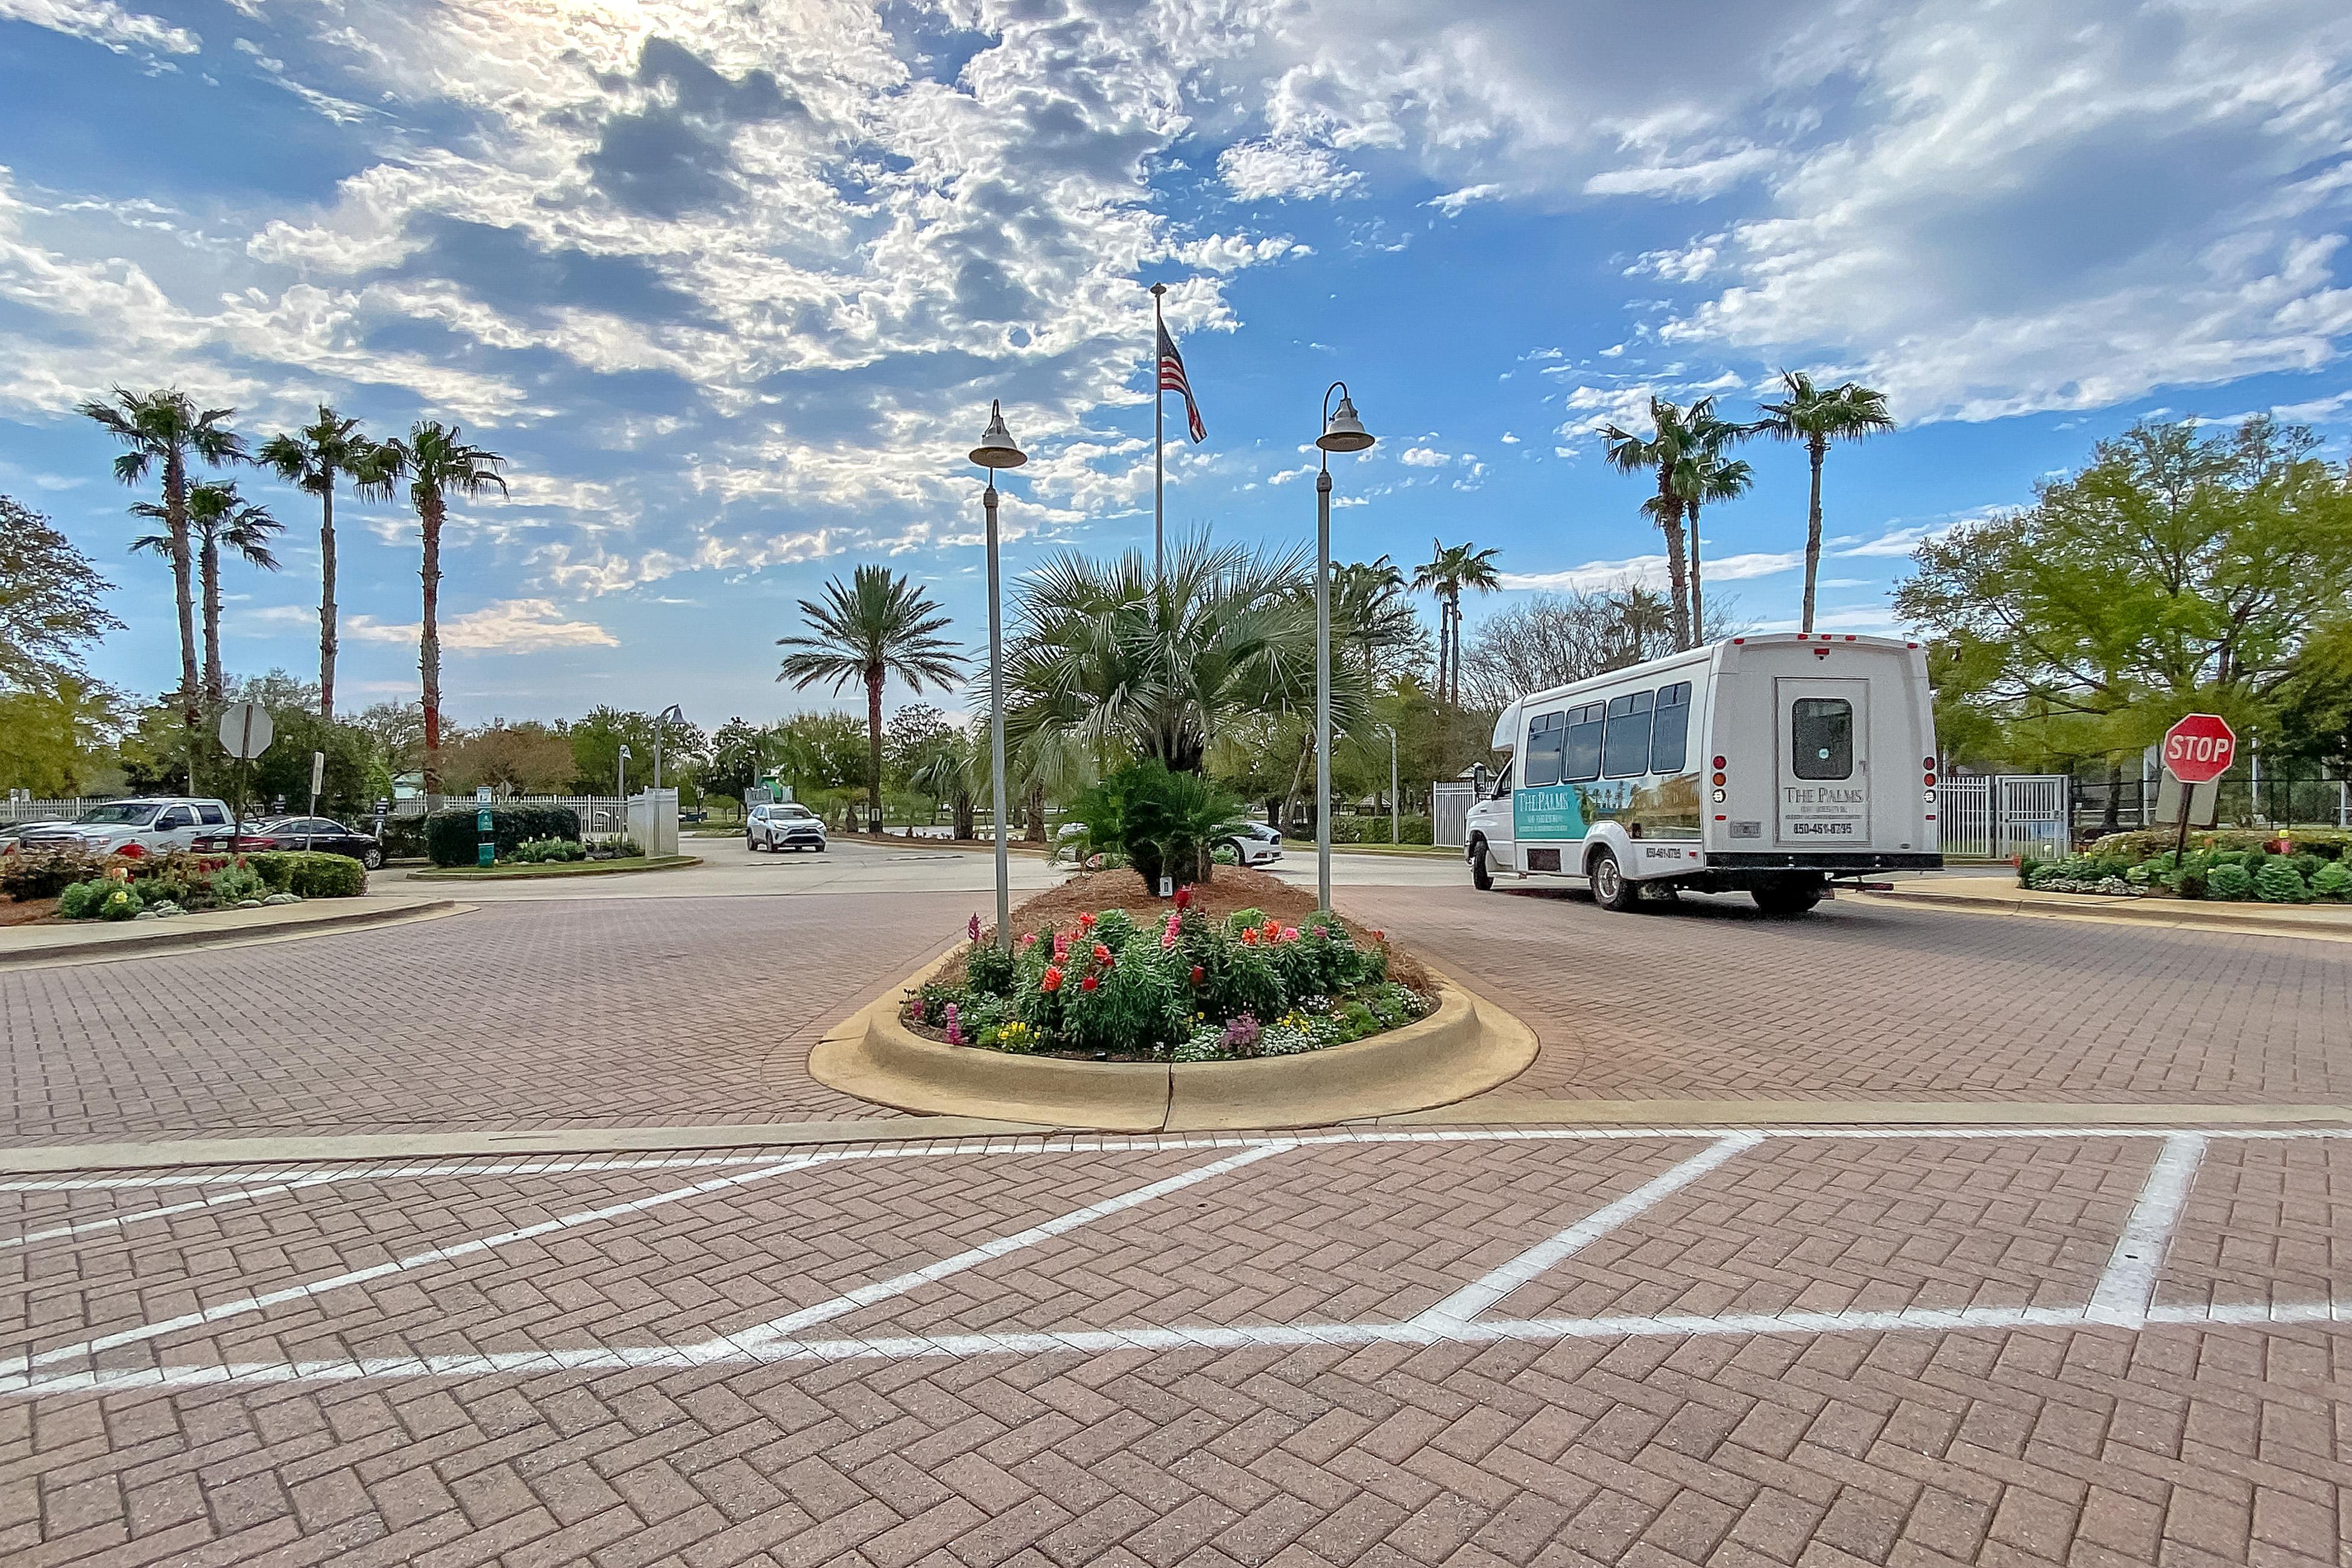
left=1462, top=633, right=1943, bottom=914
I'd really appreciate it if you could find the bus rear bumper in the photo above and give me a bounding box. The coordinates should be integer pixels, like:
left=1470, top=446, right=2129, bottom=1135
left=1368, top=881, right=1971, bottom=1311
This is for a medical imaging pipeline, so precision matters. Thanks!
left=1702, top=852, right=1944, bottom=873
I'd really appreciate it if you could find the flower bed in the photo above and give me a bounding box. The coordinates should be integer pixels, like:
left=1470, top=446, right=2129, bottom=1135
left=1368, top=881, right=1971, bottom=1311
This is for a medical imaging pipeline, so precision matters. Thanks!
left=3, top=846, right=364, bottom=922
left=2028, top=832, right=2351, bottom=903
left=904, top=879, right=1434, bottom=1063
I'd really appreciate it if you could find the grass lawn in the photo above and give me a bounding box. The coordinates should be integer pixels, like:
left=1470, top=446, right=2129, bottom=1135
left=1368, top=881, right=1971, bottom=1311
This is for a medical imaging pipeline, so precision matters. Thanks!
left=410, top=855, right=701, bottom=880
left=1329, top=841, right=1456, bottom=858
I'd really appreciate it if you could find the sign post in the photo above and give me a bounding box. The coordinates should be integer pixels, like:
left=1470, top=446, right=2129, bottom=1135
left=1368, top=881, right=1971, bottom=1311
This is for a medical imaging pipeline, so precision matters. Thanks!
left=2161, top=713, right=2237, bottom=870
left=475, top=785, right=495, bottom=868
left=216, top=701, right=276, bottom=853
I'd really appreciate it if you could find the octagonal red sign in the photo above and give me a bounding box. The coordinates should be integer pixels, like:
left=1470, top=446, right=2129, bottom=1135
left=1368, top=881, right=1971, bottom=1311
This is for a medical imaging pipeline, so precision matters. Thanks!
left=2161, top=713, right=2236, bottom=785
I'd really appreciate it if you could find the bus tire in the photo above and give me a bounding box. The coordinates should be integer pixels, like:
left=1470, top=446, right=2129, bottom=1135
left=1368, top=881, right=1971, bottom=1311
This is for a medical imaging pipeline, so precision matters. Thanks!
left=1469, top=838, right=1494, bottom=891
left=1753, top=878, right=1823, bottom=916
left=1588, top=847, right=1640, bottom=912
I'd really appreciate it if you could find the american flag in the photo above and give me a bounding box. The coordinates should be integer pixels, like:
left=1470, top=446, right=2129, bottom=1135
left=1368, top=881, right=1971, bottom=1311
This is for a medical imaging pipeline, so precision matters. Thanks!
left=1157, top=320, right=1207, bottom=443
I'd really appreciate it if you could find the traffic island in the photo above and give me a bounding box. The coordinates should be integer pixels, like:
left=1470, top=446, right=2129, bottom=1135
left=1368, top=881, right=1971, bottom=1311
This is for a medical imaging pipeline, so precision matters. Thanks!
left=806, top=869, right=1538, bottom=1131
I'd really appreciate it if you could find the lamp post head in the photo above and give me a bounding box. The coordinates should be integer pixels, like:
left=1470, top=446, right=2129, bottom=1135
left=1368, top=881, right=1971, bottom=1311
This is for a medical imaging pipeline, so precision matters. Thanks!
left=1317, top=393, right=1375, bottom=454
left=619, top=745, right=632, bottom=760
left=969, top=399, right=1027, bottom=469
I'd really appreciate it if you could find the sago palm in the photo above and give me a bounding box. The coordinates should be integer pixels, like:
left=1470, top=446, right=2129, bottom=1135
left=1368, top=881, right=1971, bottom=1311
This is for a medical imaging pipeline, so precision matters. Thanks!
left=1411, top=540, right=1502, bottom=704
left=1756, top=371, right=1895, bottom=633
left=132, top=481, right=282, bottom=703
left=373, top=423, right=508, bottom=794
left=777, top=564, right=966, bottom=829
left=259, top=406, right=390, bottom=718
left=78, top=387, right=245, bottom=730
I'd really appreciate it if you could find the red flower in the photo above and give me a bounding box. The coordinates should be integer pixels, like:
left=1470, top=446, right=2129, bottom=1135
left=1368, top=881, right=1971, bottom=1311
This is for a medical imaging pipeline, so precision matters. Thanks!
left=1078, top=912, right=1097, bottom=931
left=1080, top=974, right=1099, bottom=993
left=1174, top=887, right=1193, bottom=910
left=1092, top=942, right=1111, bottom=965
left=1042, top=966, right=1064, bottom=993
left=1190, top=965, right=1204, bottom=985
left=1241, top=928, right=1259, bottom=946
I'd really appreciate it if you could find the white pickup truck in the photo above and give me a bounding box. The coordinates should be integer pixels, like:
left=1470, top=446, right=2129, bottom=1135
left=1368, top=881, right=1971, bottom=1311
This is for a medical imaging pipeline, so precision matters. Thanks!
left=6, top=798, right=236, bottom=860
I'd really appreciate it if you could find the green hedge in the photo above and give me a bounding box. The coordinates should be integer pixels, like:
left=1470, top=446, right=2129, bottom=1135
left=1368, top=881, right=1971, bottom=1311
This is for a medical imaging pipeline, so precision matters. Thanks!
left=1329, top=814, right=1434, bottom=846
left=425, top=804, right=581, bottom=867
left=2087, top=826, right=2351, bottom=861
left=247, top=850, right=368, bottom=898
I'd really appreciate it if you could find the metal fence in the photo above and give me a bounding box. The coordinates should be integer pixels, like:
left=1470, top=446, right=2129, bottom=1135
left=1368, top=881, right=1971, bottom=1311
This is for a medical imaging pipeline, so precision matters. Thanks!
left=1430, top=781, right=1475, bottom=849
left=1930, top=774, right=2071, bottom=860
left=2072, top=774, right=2351, bottom=838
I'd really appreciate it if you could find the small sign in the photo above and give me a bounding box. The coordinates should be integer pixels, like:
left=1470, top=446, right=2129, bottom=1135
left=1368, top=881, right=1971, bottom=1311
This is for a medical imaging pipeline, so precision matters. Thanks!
left=476, top=809, right=493, bottom=833
left=310, top=751, right=326, bottom=795
left=217, top=701, right=274, bottom=759
left=475, top=786, right=493, bottom=805
left=374, top=797, right=390, bottom=815
left=1159, top=875, right=1174, bottom=898
left=477, top=843, right=495, bottom=868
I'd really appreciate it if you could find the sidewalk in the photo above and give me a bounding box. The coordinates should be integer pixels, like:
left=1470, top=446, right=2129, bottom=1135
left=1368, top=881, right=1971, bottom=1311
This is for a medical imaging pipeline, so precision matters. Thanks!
left=1861, top=871, right=2352, bottom=941
left=0, top=892, right=462, bottom=966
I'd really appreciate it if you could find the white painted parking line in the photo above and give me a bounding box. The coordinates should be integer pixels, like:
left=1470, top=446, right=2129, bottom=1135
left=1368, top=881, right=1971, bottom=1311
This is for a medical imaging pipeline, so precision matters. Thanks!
left=2087, top=1131, right=2206, bottom=1327
left=1414, top=1133, right=1760, bottom=1329
left=0, top=1174, right=349, bottom=1251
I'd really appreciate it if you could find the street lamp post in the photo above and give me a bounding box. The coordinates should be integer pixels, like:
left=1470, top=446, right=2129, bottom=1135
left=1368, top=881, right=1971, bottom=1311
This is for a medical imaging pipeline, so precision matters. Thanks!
left=653, top=703, right=683, bottom=791
left=969, top=400, right=1027, bottom=953
left=616, top=744, right=631, bottom=803
left=1314, top=382, right=1376, bottom=912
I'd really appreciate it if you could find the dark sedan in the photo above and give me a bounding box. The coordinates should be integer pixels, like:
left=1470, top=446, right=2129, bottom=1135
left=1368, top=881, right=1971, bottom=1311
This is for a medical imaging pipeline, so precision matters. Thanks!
left=193, top=815, right=384, bottom=869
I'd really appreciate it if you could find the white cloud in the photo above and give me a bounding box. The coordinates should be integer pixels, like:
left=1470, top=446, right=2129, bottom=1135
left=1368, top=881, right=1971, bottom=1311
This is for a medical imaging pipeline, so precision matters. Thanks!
left=345, top=598, right=617, bottom=652
left=1583, top=147, right=1777, bottom=199
left=0, top=0, right=197, bottom=56
left=1218, top=137, right=1362, bottom=202
left=1425, top=183, right=1503, bottom=217
left=1399, top=446, right=1450, bottom=467
left=1500, top=548, right=1801, bottom=595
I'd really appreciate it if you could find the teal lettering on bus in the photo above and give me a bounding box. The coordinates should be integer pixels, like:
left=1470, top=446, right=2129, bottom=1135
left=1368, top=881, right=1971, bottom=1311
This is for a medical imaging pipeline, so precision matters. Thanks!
left=1514, top=782, right=1587, bottom=839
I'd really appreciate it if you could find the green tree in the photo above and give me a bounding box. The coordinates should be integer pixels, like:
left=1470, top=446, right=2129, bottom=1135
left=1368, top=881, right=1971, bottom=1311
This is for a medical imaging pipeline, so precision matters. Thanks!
left=78, top=387, right=247, bottom=735
left=258, top=406, right=391, bottom=718
left=374, top=422, right=508, bottom=793
left=1756, top=370, right=1895, bottom=633
left=908, top=723, right=985, bottom=840
left=131, top=481, right=281, bottom=704
left=1660, top=404, right=1754, bottom=640
left=1411, top=540, right=1502, bottom=703
left=1894, top=417, right=2352, bottom=765
left=1332, top=555, right=1428, bottom=687
left=704, top=717, right=767, bottom=805
left=440, top=720, right=575, bottom=795
left=1, top=495, right=120, bottom=692
left=1600, top=397, right=1709, bottom=649
left=349, top=700, right=425, bottom=782
left=777, top=565, right=966, bottom=828
left=567, top=706, right=707, bottom=795
left=220, top=674, right=392, bottom=818
left=0, top=676, right=125, bottom=797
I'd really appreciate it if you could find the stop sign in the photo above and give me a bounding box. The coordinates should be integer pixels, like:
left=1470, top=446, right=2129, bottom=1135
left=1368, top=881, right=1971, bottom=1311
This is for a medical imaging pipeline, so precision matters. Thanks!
left=2161, top=713, right=2236, bottom=784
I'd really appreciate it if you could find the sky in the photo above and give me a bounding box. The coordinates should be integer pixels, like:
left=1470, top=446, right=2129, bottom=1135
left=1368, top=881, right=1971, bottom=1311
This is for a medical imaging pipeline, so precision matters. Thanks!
left=4, top=0, right=2351, bottom=733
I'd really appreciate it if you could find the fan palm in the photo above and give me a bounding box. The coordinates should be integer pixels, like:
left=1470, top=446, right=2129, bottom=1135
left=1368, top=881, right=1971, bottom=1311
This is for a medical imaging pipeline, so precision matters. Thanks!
left=1600, top=397, right=1708, bottom=650
left=131, top=481, right=282, bottom=703
left=1756, top=371, right=1895, bottom=633
left=778, top=564, right=966, bottom=829
left=1411, top=540, right=1502, bottom=705
left=1005, top=532, right=1341, bottom=774
left=258, top=406, right=390, bottom=718
left=78, top=387, right=246, bottom=730
left=372, top=423, right=508, bottom=794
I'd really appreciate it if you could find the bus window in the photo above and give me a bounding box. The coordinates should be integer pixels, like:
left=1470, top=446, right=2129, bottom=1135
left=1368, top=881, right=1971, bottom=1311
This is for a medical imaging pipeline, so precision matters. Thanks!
left=1792, top=698, right=1853, bottom=779
left=1602, top=690, right=1655, bottom=777
left=1525, top=712, right=1566, bottom=787
left=1651, top=681, right=1692, bottom=773
left=1564, top=703, right=1605, bottom=781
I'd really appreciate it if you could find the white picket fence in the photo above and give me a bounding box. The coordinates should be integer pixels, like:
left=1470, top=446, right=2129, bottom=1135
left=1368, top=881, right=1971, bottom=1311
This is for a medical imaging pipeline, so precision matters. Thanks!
left=5, top=793, right=633, bottom=838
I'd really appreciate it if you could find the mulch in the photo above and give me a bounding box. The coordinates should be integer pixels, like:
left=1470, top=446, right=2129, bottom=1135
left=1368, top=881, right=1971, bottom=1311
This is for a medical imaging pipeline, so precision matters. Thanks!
left=0, top=899, right=58, bottom=927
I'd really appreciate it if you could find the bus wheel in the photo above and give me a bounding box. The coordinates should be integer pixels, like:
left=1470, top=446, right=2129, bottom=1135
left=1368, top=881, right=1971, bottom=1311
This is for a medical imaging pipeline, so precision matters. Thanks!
left=1588, top=848, right=1640, bottom=912
left=1469, top=839, right=1494, bottom=891
left=1752, top=878, right=1823, bottom=916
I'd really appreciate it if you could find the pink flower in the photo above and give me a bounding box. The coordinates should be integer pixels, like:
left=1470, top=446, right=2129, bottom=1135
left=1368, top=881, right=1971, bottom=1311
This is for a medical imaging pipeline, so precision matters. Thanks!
left=908, top=997, right=926, bottom=1023
left=1053, top=931, right=1071, bottom=962
left=1280, top=926, right=1298, bottom=943
left=1162, top=912, right=1180, bottom=950
left=944, top=1003, right=963, bottom=1046
left=1042, top=966, right=1064, bottom=993
left=968, top=913, right=982, bottom=943
left=1021, top=931, right=1038, bottom=949
left=1092, top=942, right=1112, bottom=966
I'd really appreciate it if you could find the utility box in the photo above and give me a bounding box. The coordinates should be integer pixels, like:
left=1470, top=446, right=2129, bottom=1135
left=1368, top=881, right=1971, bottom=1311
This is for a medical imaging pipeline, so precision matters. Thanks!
left=628, top=789, right=680, bottom=858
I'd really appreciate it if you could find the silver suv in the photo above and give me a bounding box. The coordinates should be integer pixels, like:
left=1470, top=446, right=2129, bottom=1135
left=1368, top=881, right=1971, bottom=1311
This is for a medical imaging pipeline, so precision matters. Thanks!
left=747, top=801, right=827, bottom=853
left=6, top=797, right=233, bottom=861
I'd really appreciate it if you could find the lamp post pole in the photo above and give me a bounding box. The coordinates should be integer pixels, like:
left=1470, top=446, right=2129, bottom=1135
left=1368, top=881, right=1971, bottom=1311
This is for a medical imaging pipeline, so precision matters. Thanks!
left=653, top=703, right=682, bottom=792
left=616, top=744, right=630, bottom=803
left=1312, top=381, right=1376, bottom=914
left=970, top=401, right=1028, bottom=952
left=1381, top=722, right=1398, bottom=846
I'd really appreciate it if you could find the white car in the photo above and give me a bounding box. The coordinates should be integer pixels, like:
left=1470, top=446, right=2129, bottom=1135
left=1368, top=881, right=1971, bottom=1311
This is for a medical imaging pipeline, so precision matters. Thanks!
left=747, top=801, right=827, bottom=853
left=1218, top=821, right=1285, bottom=867
left=5, top=797, right=233, bottom=861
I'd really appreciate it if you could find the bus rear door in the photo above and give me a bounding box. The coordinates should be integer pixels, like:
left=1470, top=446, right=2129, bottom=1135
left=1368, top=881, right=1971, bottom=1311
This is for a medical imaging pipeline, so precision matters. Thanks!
left=1775, top=678, right=1870, bottom=847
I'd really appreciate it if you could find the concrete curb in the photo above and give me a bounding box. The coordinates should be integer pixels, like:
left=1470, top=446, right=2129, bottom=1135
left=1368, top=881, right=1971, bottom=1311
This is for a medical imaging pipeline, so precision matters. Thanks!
left=807, top=956, right=1540, bottom=1133
left=1861, top=884, right=2352, bottom=943
left=0, top=898, right=466, bottom=968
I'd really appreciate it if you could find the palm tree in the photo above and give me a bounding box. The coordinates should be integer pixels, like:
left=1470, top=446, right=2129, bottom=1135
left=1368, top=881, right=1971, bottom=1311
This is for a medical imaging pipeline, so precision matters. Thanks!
left=1005, top=533, right=1341, bottom=774
left=131, top=481, right=282, bottom=702
left=1331, top=555, right=1424, bottom=687
left=1756, top=371, right=1895, bottom=633
left=1601, top=397, right=1707, bottom=650
left=778, top=565, right=966, bottom=830
left=1665, top=405, right=1756, bottom=642
left=259, top=406, right=390, bottom=718
left=78, top=387, right=245, bottom=733
left=373, top=423, right=508, bottom=795
left=1411, top=540, right=1502, bottom=704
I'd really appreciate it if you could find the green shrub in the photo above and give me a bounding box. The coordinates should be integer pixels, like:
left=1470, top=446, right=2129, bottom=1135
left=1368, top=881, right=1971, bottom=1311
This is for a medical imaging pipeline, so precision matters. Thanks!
left=1070, top=760, right=1247, bottom=891
left=212, top=865, right=265, bottom=903
left=1329, top=815, right=1434, bottom=846
left=1223, top=907, right=1265, bottom=935
left=509, top=838, right=586, bottom=865
left=378, top=817, right=428, bottom=860
left=425, top=804, right=581, bottom=867
left=98, top=885, right=142, bottom=920
left=57, top=877, right=117, bottom=919
left=2254, top=859, right=2310, bottom=903
left=244, top=850, right=364, bottom=896
left=2, top=846, right=109, bottom=901
left=2204, top=862, right=2253, bottom=901
left=591, top=835, right=642, bottom=858
left=2312, top=861, right=2352, bottom=900
left=2093, top=827, right=2352, bottom=862
left=965, top=943, right=1016, bottom=997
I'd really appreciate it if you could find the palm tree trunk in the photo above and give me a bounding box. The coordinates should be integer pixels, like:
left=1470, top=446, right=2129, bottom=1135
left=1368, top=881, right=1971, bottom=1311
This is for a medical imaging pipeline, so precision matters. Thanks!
left=319, top=482, right=338, bottom=719
left=165, top=450, right=198, bottom=739
left=1688, top=499, right=1705, bottom=642
left=201, top=525, right=222, bottom=704
left=1655, top=469, right=1690, bottom=650
left=864, top=665, right=884, bottom=832
left=1801, top=436, right=1826, bottom=635
left=420, top=493, right=443, bottom=795
left=1025, top=780, right=1045, bottom=843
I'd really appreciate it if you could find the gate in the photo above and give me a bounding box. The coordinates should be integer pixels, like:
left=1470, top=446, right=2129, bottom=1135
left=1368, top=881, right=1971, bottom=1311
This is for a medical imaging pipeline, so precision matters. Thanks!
left=1996, top=774, right=2070, bottom=861
left=1430, top=781, right=1475, bottom=849
left=1933, top=776, right=1991, bottom=858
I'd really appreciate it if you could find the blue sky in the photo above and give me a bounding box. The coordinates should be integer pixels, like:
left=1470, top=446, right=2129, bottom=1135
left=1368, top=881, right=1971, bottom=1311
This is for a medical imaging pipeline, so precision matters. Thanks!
left=4, top=0, right=2351, bottom=732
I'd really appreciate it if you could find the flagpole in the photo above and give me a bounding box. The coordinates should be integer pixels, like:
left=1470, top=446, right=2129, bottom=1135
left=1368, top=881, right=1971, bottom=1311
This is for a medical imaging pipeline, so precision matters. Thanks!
left=1150, top=281, right=1166, bottom=585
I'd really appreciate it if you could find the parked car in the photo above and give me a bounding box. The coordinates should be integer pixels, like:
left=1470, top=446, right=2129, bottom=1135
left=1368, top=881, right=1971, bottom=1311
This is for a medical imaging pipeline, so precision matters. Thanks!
left=1218, top=821, right=1285, bottom=867
left=747, top=801, right=827, bottom=853
left=194, top=815, right=385, bottom=869
left=4, top=797, right=233, bottom=859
